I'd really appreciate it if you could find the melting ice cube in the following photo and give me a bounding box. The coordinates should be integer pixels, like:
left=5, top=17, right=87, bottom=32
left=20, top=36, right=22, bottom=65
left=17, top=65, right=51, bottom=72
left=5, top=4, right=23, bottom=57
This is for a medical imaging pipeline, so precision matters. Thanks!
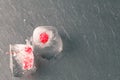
left=32, top=26, right=63, bottom=60
left=9, top=40, right=36, bottom=77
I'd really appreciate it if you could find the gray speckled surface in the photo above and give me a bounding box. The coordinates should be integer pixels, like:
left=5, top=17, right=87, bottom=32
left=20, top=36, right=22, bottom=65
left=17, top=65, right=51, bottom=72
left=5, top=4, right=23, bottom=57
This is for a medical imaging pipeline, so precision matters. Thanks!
left=0, top=0, right=120, bottom=80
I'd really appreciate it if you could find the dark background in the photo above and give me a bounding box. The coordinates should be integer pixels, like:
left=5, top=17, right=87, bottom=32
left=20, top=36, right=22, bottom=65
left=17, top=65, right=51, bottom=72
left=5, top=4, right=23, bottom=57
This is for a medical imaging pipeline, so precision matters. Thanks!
left=0, top=0, right=120, bottom=80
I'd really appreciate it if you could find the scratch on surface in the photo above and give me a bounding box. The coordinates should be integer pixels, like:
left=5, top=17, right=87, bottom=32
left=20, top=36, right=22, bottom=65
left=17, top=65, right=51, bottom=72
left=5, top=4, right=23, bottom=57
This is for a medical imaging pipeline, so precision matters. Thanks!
left=71, top=5, right=79, bottom=17
left=8, top=0, right=17, bottom=12
left=93, top=31, right=97, bottom=40
left=61, top=26, right=71, bottom=40
left=42, top=15, right=49, bottom=24
left=82, top=14, right=88, bottom=21
left=83, top=35, right=90, bottom=48
left=10, top=27, right=16, bottom=36
left=110, top=10, right=118, bottom=20
left=94, top=49, right=98, bottom=56
left=94, top=4, right=100, bottom=13
left=110, top=10, right=115, bottom=16
left=109, top=26, right=116, bottom=38
left=86, top=39, right=90, bottom=48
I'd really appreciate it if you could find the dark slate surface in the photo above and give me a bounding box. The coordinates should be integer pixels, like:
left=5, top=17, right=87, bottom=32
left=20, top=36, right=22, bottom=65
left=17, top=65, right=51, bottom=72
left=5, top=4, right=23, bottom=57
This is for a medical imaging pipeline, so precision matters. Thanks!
left=0, top=0, right=120, bottom=80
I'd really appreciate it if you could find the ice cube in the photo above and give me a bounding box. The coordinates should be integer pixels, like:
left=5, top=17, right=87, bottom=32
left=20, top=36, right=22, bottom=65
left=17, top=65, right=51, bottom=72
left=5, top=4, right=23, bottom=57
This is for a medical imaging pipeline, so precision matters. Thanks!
left=32, top=26, right=63, bottom=60
left=9, top=40, right=36, bottom=77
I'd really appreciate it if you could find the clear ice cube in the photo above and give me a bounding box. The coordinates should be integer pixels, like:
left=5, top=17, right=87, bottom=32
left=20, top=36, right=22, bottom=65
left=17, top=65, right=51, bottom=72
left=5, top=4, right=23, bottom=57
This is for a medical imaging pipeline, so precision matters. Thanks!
left=32, top=26, right=63, bottom=60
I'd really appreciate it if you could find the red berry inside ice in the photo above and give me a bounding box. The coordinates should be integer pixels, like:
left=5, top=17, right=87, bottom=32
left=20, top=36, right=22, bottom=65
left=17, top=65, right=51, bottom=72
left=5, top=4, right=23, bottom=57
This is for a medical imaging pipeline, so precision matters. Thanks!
left=25, top=46, right=32, bottom=54
left=23, top=57, right=33, bottom=70
left=23, top=60, right=32, bottom=70
left=39, top=32, right=49, bottom=44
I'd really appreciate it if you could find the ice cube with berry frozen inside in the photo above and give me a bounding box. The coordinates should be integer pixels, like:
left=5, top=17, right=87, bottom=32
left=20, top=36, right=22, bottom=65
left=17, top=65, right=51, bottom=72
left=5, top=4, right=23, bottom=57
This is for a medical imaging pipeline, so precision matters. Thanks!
left=32, top=26, right=63, bottom=60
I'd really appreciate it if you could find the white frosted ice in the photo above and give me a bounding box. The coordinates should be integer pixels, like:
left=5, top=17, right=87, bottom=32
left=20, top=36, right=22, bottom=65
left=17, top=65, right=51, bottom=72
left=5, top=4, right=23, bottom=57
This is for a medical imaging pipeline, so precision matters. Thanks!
left=32, top=26, right=63, bottom=59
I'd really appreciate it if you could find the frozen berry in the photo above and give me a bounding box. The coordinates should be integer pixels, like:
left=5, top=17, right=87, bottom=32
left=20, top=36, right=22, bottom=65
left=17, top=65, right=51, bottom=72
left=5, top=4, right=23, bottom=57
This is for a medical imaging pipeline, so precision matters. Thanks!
left=39, top=32, right=49, bottom=44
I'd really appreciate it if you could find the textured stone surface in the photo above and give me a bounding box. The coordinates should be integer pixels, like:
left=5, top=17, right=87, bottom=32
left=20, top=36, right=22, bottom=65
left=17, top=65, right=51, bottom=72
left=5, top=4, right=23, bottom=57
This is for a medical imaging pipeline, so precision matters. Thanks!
left=0, top=0, right=120, bottom=80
